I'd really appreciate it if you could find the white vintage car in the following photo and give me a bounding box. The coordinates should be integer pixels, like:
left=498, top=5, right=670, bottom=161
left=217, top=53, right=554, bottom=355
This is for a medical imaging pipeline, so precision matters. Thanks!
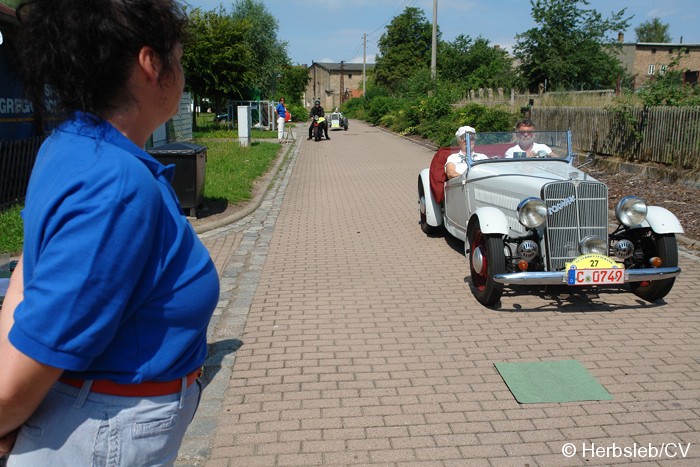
left=418, top=130, right=683, bottom=307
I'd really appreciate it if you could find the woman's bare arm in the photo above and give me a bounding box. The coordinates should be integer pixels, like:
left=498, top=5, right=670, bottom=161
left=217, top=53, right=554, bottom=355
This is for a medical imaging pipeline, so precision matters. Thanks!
left=0, top=256, right=62, bottom=442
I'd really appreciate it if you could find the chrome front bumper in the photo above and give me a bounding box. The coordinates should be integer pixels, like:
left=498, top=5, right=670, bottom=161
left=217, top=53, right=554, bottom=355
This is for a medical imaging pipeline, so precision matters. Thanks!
left=493, top=267, right=681, bottom=285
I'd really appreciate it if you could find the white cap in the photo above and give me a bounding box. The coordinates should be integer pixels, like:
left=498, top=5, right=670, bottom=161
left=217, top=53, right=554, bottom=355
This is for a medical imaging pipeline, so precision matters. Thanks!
left=455, top=126, right=476, bottom=138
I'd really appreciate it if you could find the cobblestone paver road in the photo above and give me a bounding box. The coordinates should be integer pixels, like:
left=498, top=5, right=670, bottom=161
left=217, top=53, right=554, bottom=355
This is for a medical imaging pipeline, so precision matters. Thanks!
left=178, top=121, right=700, bottom=466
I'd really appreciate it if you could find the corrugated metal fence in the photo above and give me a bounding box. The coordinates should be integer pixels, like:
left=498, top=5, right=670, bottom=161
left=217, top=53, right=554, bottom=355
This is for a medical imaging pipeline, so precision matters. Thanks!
left=531, top=106, right=700, bottom=171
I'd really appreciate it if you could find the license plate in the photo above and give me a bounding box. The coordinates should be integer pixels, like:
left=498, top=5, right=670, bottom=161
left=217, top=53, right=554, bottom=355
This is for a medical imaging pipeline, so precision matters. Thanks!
left=567, top=268, right=624, bottom=285
left=565, top=254, right=625, bottom=286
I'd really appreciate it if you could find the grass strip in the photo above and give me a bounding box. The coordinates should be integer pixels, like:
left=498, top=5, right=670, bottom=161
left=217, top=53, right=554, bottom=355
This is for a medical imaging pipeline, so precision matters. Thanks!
left=196, top=138, right=279, bottom=205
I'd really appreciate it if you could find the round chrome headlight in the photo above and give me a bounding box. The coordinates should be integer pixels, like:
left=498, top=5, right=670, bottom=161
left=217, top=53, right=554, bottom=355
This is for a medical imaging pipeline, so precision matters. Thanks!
left=615, top=196, right=647, bottom=226
left=517, top=197, right=547, bottom=229
left=579, top=235, right=608, bottom=255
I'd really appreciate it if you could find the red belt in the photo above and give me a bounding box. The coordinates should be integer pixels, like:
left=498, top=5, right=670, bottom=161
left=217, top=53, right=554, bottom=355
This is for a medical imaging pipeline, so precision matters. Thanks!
left=59, top=369, right=201, bottom=397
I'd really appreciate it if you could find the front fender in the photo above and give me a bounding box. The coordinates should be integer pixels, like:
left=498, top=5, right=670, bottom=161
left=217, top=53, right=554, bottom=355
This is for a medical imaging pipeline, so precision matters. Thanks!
left=418, top=169, right=442, bottom=227
left=637, top=206, right=684, bottom=234
left=469, top=207, right=509, bottom=236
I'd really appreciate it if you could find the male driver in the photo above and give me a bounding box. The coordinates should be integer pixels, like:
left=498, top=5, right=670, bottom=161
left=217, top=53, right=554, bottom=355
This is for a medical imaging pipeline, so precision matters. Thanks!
left=445, top=126, right=487, bottom=179
left=505, top=119, right=552, bottom=158
left=307, top=100, right=329, bottom=140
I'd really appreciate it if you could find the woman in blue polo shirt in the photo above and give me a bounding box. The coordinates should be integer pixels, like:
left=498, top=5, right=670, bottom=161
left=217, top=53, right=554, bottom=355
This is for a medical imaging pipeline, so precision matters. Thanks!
left=0, top=1, right=220, bottom=464
left=275, top=97, right=287, bottom=142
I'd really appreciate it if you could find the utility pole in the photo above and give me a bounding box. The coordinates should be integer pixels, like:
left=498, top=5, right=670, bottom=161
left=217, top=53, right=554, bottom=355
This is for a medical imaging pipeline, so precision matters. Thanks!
left=363, top=33, right=367, bottom=98
left=312, top=60, right=317, bottom=102
left=431, top=0, right=437, bottom=80
left=339, top=61, right=345, bottom=106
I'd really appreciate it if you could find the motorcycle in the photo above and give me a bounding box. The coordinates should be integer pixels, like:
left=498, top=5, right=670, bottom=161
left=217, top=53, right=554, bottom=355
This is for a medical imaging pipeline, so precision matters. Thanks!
left=313, top=115, right=327, bottom=142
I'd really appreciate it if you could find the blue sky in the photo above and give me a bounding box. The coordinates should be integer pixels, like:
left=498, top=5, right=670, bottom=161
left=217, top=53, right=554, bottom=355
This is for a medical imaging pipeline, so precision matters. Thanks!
left=182, top=0, right=700, bottom=66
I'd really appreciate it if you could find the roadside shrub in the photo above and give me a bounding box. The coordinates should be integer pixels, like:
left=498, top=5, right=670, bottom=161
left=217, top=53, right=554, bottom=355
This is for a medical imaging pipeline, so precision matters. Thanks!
left=398, top=68, right=434, bottom=98
left=347, top=77, right=518, bottom=147
left=452, top=103, right=516, bottom=132
left=426, top=104, right=518, bottom=146
left=366, top=96, right=399, bottom=125
left=375, top=97, right=411, bottom=132
left=417, top=94, right=452, bottom=121
left=342, top=97, right=365, bottom=115
left=286, top=102, right=307, bottom=122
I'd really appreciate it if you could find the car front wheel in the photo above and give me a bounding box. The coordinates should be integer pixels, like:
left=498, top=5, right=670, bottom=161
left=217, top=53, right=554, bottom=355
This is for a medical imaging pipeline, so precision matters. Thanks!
left=629, top=232, right=678, bottom=302
left=468, top=220, right=505, bottom=307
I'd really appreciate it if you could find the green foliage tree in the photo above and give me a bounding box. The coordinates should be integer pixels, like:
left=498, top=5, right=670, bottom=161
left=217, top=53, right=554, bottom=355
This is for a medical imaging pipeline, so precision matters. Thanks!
left=437, top=35, right=473, bottom=84
left=513, top=0, right=630, bottom=91
left=276, top=65, right=310, bottom=105
left=439, top=35, right=521, bottom=90
left=183, top=7, right=255, bottom=113
left=374, top=7, right=436, bottom=93
left=396, top=68, right=447, bottom=100
left=230, top=0, right=290, bottom=99
left=183, top=0, right=292, bottom=128
left=635, top=18, right=672, bottom=43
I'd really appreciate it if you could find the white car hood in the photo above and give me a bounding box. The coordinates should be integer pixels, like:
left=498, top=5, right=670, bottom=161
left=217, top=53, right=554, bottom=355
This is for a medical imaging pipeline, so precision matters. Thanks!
left=468, top=160, right=600, bottom=197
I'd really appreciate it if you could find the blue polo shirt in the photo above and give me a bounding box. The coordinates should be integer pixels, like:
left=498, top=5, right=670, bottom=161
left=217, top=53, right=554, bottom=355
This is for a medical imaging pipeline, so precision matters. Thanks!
left=276, top=102, right=286, bottom=118
left=10, top=112, right=220, bottom=383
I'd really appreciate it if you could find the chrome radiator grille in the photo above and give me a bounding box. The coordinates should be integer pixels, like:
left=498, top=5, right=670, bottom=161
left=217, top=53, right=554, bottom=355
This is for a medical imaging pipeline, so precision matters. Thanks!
left=543, top=181, right=609, bottom=270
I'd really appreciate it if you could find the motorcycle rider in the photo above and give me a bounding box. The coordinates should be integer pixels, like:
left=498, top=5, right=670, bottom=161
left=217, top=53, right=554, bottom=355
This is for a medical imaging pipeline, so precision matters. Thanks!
left=308, top=100, right=330, bottom=140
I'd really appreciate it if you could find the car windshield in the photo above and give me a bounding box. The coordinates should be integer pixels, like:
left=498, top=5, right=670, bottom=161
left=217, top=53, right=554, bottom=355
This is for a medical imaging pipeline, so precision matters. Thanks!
left=455, top=130, right=572, bottom=163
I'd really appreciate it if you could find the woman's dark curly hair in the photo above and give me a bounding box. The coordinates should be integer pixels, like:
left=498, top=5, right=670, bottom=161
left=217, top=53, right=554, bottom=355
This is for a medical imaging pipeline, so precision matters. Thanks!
left=14, top=0, right=188, bottom=117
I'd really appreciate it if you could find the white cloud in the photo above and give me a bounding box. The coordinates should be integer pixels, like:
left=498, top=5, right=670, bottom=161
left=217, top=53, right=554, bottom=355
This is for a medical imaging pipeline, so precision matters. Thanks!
left=348, top=53, right=376, bottom=64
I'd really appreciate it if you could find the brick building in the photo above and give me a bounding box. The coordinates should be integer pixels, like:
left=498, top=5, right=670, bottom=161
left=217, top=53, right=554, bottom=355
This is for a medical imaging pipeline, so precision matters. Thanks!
left=616, top=36, right=700, bottom=90
left=304, top=62, right=374, bottom=111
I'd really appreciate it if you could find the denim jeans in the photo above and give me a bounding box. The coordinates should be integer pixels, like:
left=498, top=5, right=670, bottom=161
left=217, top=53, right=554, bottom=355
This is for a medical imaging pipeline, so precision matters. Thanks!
left=8, top=378, right=202, bottom=467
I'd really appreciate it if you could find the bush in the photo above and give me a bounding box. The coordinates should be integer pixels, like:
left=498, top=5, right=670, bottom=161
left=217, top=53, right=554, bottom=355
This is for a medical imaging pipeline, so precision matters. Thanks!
left=366, top=96, right=400, bottom=125
left=342, top=97, right=364, bottom=112
left=341, top=97, right=368, bottom=120
left=343, top=79, right=519, bottom=148
left=398, top=68, right=434, bottom=98
left=410, top=94, right=454, bottom=141
left=286, top=102, right=308, bottom=122
left=453, top=103, right=516, bottom=131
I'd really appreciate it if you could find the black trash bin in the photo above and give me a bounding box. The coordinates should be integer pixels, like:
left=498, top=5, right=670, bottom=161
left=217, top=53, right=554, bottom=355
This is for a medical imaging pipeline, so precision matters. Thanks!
left=148, top=142, right=207, bottom=217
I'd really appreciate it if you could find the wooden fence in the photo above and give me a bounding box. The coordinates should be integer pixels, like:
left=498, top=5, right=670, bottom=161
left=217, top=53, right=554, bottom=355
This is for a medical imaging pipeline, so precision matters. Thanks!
left=0, top=136, right=44, bottom=209
left=531, top=106, right=700, bottom=171
left=458, top=88, right=618, bottom=110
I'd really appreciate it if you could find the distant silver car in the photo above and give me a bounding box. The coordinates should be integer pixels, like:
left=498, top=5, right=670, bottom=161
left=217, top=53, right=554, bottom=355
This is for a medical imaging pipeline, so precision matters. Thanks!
left=418, top=130, right=683, bottom=307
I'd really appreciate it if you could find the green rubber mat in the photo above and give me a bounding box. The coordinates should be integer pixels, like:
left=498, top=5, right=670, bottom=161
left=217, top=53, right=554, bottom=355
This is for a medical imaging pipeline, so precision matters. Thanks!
left=494, top=360, right=613, bottom=404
